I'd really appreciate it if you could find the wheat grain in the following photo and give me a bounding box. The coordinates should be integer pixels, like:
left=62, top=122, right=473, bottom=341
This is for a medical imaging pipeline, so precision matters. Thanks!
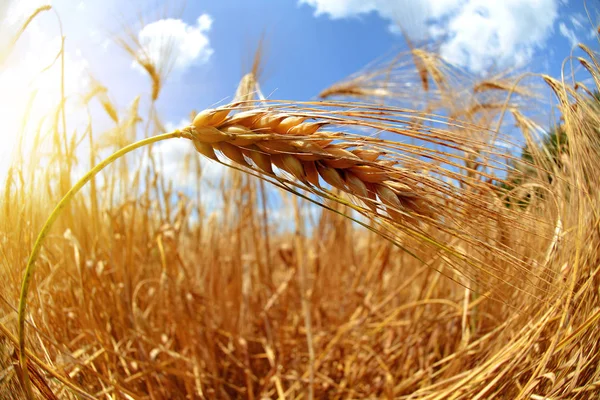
left=190, top=107, right=434, bottom=224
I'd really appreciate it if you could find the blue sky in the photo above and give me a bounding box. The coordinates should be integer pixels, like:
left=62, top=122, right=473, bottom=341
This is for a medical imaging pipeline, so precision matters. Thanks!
left=11, top=0, right=597, bottom=119
left=0, top=0, right=598, bottom=190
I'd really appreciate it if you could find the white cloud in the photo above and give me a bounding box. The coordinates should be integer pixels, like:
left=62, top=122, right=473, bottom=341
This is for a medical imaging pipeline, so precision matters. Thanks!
left=559, top=22, right=579, bottom=47
left=299, top=0, right=560, bottom=73
left=150, top=118, right=228, bottom=200
left=299, top=0, right=463, bottom=37
left=164, top=117, right=190, bottom=133
left=299, top=0, right=464, bottom=20
left=438, top=0, right=558, bottom=73
left=569, top=14, right=586, bottom=30
left=135, top=14, right=214, bottom=74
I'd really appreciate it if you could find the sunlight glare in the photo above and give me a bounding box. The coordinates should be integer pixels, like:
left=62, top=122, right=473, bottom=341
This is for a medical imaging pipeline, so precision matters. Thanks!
left=0, top=2, right=89, bottom=181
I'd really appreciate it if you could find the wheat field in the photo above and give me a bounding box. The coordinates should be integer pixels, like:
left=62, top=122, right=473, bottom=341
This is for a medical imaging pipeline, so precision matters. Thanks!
left=1, top=3, right=599, bottom=400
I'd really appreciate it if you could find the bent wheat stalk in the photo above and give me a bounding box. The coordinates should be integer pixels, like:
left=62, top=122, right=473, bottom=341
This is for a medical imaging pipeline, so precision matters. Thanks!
left=17, top=130, right=188, bottom=399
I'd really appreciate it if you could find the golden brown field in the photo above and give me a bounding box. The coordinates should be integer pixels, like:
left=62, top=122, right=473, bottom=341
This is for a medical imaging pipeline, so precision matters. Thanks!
left=1, top=4, right=600, bottom=400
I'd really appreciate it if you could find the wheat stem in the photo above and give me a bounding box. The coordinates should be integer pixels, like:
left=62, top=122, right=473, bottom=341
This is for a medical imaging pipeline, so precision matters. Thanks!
left=17, top=130, right=187, bottom=399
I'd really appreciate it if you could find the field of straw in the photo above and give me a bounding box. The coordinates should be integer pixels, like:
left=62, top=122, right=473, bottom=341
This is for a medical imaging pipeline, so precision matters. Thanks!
left=1, top=4, right=600, bottom=400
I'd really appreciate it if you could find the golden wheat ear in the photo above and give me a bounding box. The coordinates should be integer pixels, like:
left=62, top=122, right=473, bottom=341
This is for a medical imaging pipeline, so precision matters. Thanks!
left=190, top=106, right=435, bottom=225
left=187, top=102, right=561, bottom=304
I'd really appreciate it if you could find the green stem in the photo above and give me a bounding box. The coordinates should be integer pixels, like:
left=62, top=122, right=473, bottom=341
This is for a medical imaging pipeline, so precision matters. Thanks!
left=17, top=130, right=187, bottom=398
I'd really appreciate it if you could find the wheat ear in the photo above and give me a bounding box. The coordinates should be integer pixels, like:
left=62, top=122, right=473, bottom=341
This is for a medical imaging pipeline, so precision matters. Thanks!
left=190, top=106, right=434, bottom=224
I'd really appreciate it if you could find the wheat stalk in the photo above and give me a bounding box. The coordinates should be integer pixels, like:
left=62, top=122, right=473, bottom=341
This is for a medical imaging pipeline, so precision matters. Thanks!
left=17, top=131, right=186, bottom=399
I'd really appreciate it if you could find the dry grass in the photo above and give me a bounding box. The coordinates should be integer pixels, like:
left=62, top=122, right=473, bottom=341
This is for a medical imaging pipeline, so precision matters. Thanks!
left=1, top=5, right=600, bottom=400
